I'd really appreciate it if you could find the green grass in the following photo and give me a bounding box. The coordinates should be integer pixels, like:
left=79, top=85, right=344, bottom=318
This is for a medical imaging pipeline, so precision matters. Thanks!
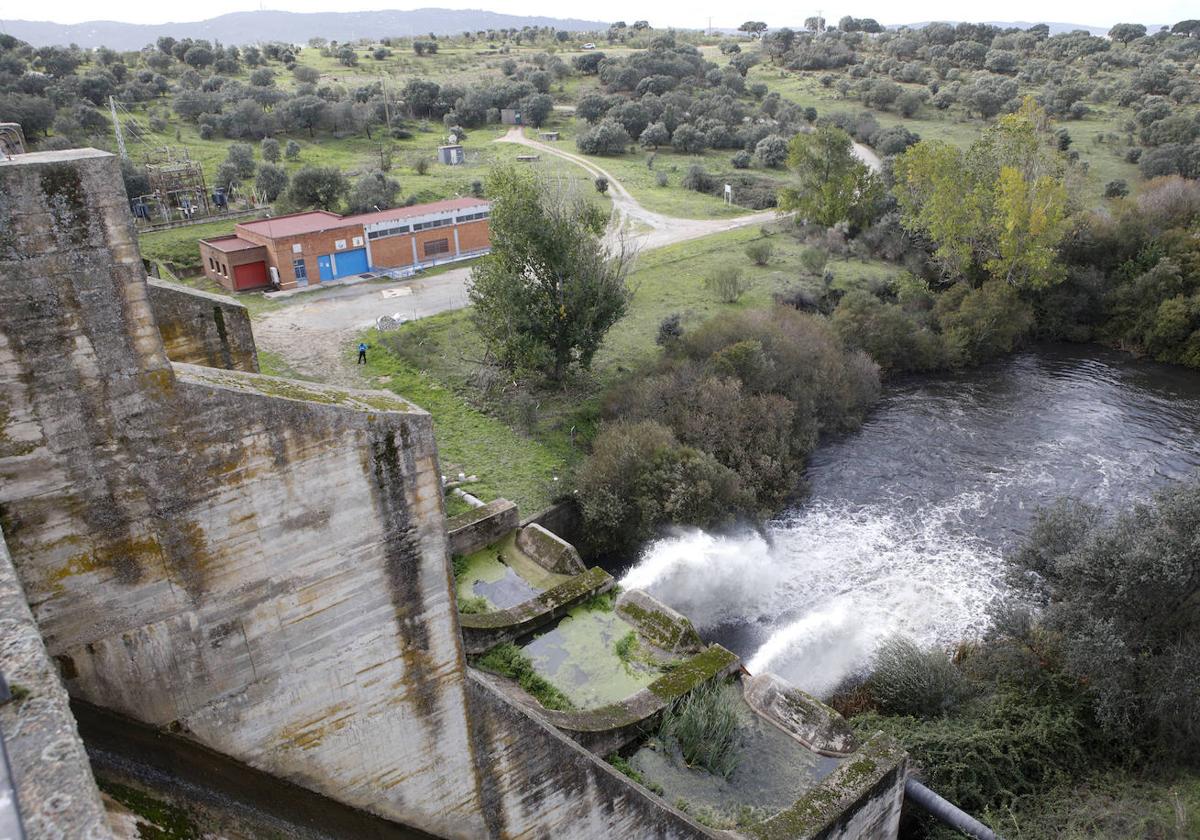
left=359, top=224, right=900, bottom=510
left=545, top=118, right=772, bottom=219
left=474, top=642, right=575, bottom=711
left=138, top=218, right=248, bottom=271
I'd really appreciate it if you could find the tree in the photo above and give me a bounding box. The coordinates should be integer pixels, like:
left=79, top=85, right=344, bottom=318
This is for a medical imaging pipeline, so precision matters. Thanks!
left=754, top=134, right=789, bottom=168
left=893, top=100, right=1071, bottom=288
left=285, top=139, right=301, bottom=160
left=283, top=95, right=328, bottom=137
left=286, top=165, right=349, bottom=210
left=249, top=67, right=275, bottom=87
left=778, top=125, right=881, bottom=228
left=254, top=163, right=289, bottom=201
left=639, top=122, right=669, bottom=150
left=225, top=143, right=256, bottom=179
left=345, top=170, right=402, bottom=214
left=468, top=165, right=633, bottom=381
left=183, top=45, right=215, bottom=69
left=518, top=93, right=553, bottom=127
left=1107, top=23, right=1147, bottom=43
left=576, top=119, right=631, bottom=155
left=738, top=21, right=768, bottom=36
left=261, top=137, right=281, bottom=163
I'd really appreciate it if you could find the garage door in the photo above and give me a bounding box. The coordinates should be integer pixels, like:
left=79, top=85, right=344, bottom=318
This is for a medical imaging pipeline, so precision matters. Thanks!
left=233, top=261, right=269, bottom=290
left=335, top=248, right=369, bottom=278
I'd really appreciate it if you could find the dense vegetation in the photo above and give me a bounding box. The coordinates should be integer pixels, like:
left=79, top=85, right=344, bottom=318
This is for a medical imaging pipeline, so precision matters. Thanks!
left=843, top=480, right=1200, bottom=837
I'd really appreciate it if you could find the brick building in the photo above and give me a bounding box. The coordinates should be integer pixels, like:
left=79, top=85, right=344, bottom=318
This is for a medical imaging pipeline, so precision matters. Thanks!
left=198, top=197, right=490, bottom=292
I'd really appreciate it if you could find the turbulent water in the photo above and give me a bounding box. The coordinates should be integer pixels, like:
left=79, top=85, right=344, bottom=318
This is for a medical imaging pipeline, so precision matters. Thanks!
left=620, top=345, right=1200, bottom=697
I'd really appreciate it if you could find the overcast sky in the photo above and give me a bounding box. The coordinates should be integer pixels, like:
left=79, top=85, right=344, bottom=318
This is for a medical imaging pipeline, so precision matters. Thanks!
left=1, top=0, right=1191, bottom=28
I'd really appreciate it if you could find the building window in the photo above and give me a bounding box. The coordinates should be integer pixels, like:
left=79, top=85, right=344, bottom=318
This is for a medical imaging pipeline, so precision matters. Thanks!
left=424, top=238, right=450, bottom=257
left=208, top=257, right=215, bottom=270
left=221, top=263, right=228, bottom=276
left=335, top=239, right=347, bottom=250
left=293, top=258, right=308, bottom=281
left=455, top=211, right=489, bottom=223
left=413, top=217, right=451, bottom=232
left=292, top=243, right=303, bottom=254
left=352, top=236, right=364, bottom=247
left=367, top=224, right=410, bottom=240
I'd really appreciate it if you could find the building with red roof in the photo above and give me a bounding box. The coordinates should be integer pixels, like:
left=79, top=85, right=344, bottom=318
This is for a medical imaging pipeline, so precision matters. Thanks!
left=198, top=198, right=490, bottom=292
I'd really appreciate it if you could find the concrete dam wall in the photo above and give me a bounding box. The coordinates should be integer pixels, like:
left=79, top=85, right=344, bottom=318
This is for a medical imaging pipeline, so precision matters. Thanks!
left=0, top=148, right=904, bottom=839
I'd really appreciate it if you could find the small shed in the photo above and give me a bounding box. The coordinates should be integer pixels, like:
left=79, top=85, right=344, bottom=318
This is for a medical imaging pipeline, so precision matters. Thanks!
left=537, top=131, right=559, bottom=141
left=438, top=144, right=465, bottom=165
left=500, top=109, right=523, bottom=126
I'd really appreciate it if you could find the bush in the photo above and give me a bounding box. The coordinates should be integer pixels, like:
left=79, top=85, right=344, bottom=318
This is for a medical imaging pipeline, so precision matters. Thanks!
left=655, top=171, right=669, bottom=187
left=868, top=636, right=966, bottom=717
left=705, top=266, right=749, bottom=302
left=1103, top=179, right=1129, bottom=198
left=681, top=165, right=715, bottom=193
left=254, top=163, right=288, bottom=202
left=1010, top=484, right=1200, bottom=759
left=594, top=176, right=609, bottom=194
left=577, top=119, right=632, bottom=155
left=659, top=682, right=741, bottom=778
left=656, top=313, right=683, bottom=347
left=575, top=420, right=749, bottom=555
left=285, top=139, right=301, bottom=160
left=413, top=157, right=430, bottom=175
left=832, top=290, right=945, bottom=374
left=799, top=247, right=829, bottom=276
left=731, top=150, right=752, bottom=169
left=934, top=280, right=1034, bottom=366
left=754, top=134, right=789, bottom=168
left=745, top=241, right=773, bottom=266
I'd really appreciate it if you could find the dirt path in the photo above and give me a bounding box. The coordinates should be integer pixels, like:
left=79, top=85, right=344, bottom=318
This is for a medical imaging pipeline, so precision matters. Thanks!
left=496, top=127, right=780, bottom=252
left=253, top=268, right=471, bottom=384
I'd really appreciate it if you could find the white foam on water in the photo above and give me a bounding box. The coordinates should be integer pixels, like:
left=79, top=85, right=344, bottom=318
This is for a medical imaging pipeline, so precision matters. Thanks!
left=622, top=496, right=1005, bottom=697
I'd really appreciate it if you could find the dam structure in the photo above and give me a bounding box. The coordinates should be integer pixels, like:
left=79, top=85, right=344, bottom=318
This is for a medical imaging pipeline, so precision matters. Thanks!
left=0, top=147, right=905, bottom=839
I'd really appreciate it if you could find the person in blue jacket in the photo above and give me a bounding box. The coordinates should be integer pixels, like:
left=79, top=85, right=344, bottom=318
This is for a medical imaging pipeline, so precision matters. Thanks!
left=357, top=342, right=368, bottom=364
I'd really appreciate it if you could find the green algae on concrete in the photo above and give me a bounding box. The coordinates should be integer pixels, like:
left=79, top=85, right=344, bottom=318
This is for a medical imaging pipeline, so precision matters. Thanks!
left=521, top=606, right=668, bottom=710
left=455, top=531, right=572, bottom=610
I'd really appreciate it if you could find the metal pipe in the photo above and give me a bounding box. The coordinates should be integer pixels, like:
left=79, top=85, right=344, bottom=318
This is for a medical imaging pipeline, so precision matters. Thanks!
left=905, top=777, right=999, bottom=840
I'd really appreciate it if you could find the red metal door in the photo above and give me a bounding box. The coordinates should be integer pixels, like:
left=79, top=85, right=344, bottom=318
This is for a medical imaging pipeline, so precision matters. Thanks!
left=233, top=261, right=268, bottom=290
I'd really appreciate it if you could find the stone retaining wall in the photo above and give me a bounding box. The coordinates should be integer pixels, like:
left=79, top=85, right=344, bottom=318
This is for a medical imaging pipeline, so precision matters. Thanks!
left=516, top=523, right=586, bottom=575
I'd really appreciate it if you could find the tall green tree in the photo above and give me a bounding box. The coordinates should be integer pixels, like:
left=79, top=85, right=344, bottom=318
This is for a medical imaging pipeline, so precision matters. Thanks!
left=468, top=165, right=632, bottom=381
left=893, top=100, right=1071, bottom=289
left=778, top=125, right=881, bottom=228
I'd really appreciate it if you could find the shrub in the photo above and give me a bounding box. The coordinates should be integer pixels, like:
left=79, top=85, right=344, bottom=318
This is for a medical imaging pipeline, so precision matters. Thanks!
left=731, top=150, right=752, bottom=169
left=655, top=171, right=669, bottom=187
left=575, top=420, right=749, bottom=555
left=285, top=139, right=301, bottom=159
left=754, top=134, right=789, bottom=168
left=577, top=119, right=632, bottom=155
left=745, top=241, right=773, bottom=266
left=475, top=643, right=574, bottom=710
left=868, top=636, right=966, bottom=717
left=681, top=165, right=715, bottom=193
left=656, top=313, right=683, bottom=347
left=934, top=280, right=1034, bottom=366
left=705, top=266, right=749, bottom=302
left=1104, top=179, right=1130, bottom=199
left=659, top=682, right=741, bottom=778
left=832, top=290, right=945, bottom=374
left=594, top=176, right=609, bottom=193
left=799, top=247, right=829, bottom=276
left=413, top=157, right=430, bottom=175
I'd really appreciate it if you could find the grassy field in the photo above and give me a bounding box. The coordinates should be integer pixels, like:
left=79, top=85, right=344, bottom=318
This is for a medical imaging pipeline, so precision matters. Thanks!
left=354, top=222, right=901, bottom=510
left=544, top=116, right=776, bottom=220
left=744, top=63, right=1145, bottom=206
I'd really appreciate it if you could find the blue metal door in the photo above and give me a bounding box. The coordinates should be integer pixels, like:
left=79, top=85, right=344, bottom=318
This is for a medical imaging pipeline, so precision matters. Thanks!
left=317, top=255, right=334, bottom=281
left=335, top=248, right=368, bottom=277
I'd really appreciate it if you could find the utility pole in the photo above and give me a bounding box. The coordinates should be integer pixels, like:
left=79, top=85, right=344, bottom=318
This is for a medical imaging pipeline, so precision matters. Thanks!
left=109, top=96, right=127, bottom=159
left=380, top=75, right=393, bottom=132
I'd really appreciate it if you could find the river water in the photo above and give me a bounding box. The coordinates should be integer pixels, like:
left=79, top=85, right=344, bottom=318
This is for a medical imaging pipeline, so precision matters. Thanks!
left=620, top=345, right=1200, bottom=697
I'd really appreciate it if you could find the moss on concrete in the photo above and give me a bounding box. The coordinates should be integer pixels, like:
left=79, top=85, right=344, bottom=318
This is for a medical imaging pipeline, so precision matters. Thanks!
left=648, top=646, right=739, bottom=701
left=618, top=599, right=703, bottom=653
left=98, top=779, right=202, bottom=839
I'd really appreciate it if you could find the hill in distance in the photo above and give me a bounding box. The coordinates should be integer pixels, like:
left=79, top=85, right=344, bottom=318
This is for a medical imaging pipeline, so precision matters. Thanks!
left=0, top=8, right=609, bottom=49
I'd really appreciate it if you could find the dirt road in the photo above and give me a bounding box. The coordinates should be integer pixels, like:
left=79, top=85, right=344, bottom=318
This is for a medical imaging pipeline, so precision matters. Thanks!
left=496, top=127, right=780, bottom=252
left=253, top=268, right=471, bottom=384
